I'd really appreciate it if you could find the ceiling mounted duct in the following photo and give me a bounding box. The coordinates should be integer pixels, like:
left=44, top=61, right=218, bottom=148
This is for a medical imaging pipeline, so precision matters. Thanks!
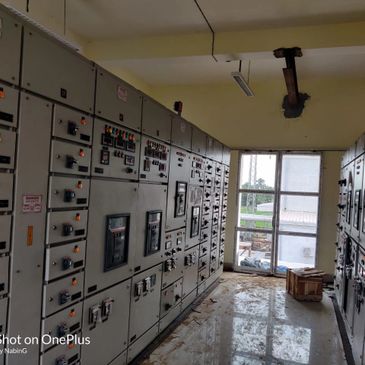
left=231, top=60, right=254, bottom=96
left=273, top=47, right=309, bottom=118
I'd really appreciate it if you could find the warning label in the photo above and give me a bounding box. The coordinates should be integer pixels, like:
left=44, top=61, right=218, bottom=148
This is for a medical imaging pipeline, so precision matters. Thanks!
left=117, top=85, right=128, bottom=102
left=22, top=195, right=42, bottom=213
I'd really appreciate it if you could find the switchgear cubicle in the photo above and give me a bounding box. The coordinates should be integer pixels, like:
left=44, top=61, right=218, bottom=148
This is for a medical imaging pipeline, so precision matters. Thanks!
left=335, top=135, right=365, bottom=365
left=0, top=5, right=230, bottom=365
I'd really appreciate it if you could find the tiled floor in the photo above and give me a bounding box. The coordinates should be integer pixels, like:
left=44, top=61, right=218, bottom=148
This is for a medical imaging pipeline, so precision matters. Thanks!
left=141, top=272, right=347, bottom=365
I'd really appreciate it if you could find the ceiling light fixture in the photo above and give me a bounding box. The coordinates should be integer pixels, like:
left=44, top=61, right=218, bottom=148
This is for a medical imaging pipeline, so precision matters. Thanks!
left=231, top=60, right=254, bottom=96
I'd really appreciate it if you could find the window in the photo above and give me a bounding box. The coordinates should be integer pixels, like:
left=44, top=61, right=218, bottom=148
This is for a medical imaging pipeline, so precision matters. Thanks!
left=235, top=152, right=321, bottom=274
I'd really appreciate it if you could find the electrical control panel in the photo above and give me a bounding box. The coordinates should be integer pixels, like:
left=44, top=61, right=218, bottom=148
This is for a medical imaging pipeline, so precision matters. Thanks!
left=45, top=241, right=86, bottom=281
left=0, top=9, right=231, bottom=365
left=95, top=67, right=142, bottom=132
left=130, top=265, right=162, bottom=344
left=0, top=214, right=11, bottom=254
left=186, top=185, right=203, bottom=250
left=46, top=210, right=88, bottom=244
left=206, top=136, right=215, bottom=160
left=343, top=161, right=355, bottom=234
left=0, top=297, right=7, bottom=336
left=182, top=246, right=199, bottom=298
left=160, top=279, right=183, bottom=317
left=171, top=116, right=192, bottom=150
left=0, top=172, right=13, bottom=212
left=135, top=184, right=167, bottom=272
left=0, top=7, right=22, bottom=85
left=141, top=96, right=172, bottom=143
left=50, top=140, right=91, bottom=176
left=127, top=324, right=159, bottom=364
left=166, top=146, right=190, bottom=230
left=104, top=214, right=130, bottom=272
left=352, top=156, right=364, bottom=241
left=0, top=255, right=9, bottom=295
left=139, top=135, right=170, bottom=183
left=145, top=211, right=162, bottom=256
left=22, top=25, right=95, bottom=113
left=213, top=139, right=223, bottom=163
left=352, top=245, right=365, bottom=364
left=191, top=126, right=207, bottom=156
left=190, top=153, right=205, bottom=185
left=85, top=180, right=137, bottom=293
left=82, top=281, right=131, bottom=365
left=199, top=241, right=210, bottom=258
left=0, top=83, right=19, bottom=128
left=48, top=176, right=90, bottom=209
left=41, top=302, right=83, bottom=351
left=42, top=272, right=84, bottom=317
left=52, top=104, right=93, bottom=145
left=0, top=127, right=16, bottom=169
left=199, top=265, right=209, bottom=284
left=162, top=229, right=184, bottom=289
left=210, top=249, right=218, bottom=274
left=222, top=146, right=231, bottom=166
left=39, top=340, right=80, bottom=365
left=92, top=118, right=140, bottom=179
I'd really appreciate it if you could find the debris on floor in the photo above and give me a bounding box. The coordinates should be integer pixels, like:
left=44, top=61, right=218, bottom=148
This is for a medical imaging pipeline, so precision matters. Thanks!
left=140, top=272, right=346, bottom=365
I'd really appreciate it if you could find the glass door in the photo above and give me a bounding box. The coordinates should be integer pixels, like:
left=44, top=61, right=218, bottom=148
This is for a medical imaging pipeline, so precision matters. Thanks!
left=235, top=153, right=278, bottom=273
left=235, top=152, right=322, bottom=275
left=274, top=153, right=321, bottom=274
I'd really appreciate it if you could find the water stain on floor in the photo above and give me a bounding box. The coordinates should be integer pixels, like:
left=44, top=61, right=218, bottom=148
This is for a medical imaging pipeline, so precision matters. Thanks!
left=140, top=272, right=347, bottom=365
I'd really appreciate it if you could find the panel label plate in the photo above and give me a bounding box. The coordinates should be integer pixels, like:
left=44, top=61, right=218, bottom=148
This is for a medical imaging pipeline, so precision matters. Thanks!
left=22, top=194, right=42, bottom=213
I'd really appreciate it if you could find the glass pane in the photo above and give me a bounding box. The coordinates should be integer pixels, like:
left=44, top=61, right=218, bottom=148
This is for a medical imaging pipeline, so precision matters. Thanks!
left=281, top=154, right=321, bottom=193
left=236, top=231, right=272, bottom=271
left=279, top=195, right=318, bottom=234
left=276, top=235, right=316, bottom=272
left=239, top=193, right=274, bottom=229
left=240, top=154, right=276, bottom=190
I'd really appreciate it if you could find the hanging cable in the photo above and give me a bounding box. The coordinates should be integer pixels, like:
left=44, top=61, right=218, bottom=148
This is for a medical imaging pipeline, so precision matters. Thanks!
left=247, top=60, right=251, bottom=84
left=63, top=0, right=67, bottom=36
left=193, top=0, right=218, bottom=62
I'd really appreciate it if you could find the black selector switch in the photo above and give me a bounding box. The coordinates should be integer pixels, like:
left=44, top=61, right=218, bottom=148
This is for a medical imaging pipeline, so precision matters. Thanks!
left=68, top=121, right=79, bottom=136
left=64, top=189, right=76, bottom=203
left=59, top=291, right=71, bottom=305
left=66, top=155, right=77, bottom=169
left=62, top=257, right=73, bottom=271
left=57, top=323, right=70, bottom=337
left=62, top=224, right=74, bottom=237
left=126, top=167, right=133, bottom=174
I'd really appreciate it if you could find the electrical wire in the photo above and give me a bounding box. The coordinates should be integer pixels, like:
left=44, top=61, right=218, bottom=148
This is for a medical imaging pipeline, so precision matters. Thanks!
left=193, top=0, right=218, bottom=62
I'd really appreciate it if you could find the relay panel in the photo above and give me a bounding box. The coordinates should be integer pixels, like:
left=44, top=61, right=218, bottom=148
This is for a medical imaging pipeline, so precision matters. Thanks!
left=140, top=136, right=170, bottom=183
left=105, top=214, right=130, bottom=271
left=0, top=5, right=231, bottom=365
left=92, top=118, right=140, bottom=179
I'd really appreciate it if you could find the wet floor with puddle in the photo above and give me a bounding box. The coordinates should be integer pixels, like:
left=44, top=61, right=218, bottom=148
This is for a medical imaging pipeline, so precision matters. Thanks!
left=140, top=272, right=346, bottom=365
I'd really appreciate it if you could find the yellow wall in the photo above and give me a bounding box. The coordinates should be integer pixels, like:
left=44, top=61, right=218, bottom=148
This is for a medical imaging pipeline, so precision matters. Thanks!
left=150, top=78, right=365, bottom=149
left=149, top=78, right=354, bottom=273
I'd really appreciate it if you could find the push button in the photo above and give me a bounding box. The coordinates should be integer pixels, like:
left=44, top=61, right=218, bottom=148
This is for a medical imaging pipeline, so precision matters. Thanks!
left=62, top=224, right=74, bottom=237
left=59, top=291, right=71, bottom=305
left=64, top=190, right=76, bottom=203
left=67, top=122, right=78, bottom=136
left=62, top=257, right=73, bottom=271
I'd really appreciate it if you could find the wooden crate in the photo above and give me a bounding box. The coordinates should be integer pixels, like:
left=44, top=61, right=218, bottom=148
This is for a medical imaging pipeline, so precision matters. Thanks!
left=286, top=268, right=324, bottom=301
